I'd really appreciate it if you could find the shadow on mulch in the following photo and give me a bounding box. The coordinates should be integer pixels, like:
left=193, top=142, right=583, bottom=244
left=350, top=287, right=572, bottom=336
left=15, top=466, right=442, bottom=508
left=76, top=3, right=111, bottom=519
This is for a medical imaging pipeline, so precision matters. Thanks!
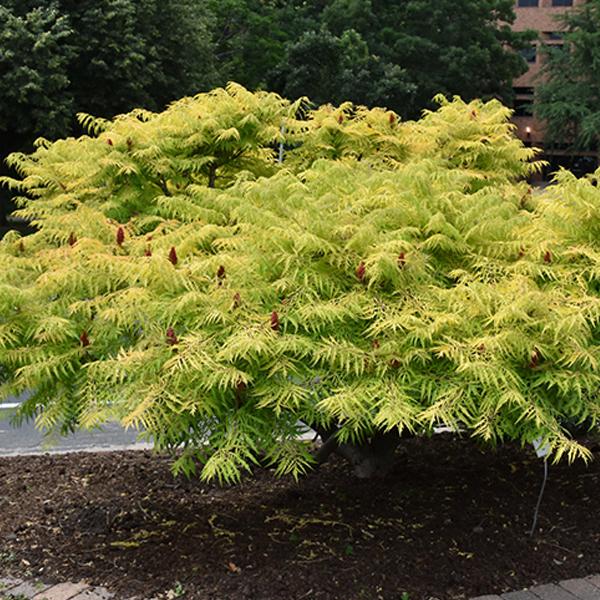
left=0, top=434, right=599, bottom=600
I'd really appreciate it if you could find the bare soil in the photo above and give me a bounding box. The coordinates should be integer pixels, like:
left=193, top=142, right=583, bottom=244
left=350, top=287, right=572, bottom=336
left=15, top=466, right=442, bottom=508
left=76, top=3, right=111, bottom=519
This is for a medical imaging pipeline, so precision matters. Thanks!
left=1, top=434, right=599, bottom=600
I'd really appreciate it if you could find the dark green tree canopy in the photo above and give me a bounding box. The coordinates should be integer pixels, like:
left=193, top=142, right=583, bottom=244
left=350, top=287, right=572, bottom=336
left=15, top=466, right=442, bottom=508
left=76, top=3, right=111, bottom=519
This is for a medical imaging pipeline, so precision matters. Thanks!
left=209, top=0, right=533, bottom=119
left=0, top=0, right=216, bottom=149
left=1, top=0, right=532, bottom=153
left=0, top=2, right=74, bottom=141
left=536, top=0, right=600, bottom=151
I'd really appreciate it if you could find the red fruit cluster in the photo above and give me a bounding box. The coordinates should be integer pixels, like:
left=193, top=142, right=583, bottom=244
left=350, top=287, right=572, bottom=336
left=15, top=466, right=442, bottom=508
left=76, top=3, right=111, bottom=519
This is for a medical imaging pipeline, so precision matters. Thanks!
left=116, top=227, right=125, bottom=246
left=166, top=327, right=178, bottom=346
left=356, top=261, right=366, bottom=282
left=232, top=292, right=241, bottom=309
left=217, top=265, right=226, bottom=280
left=168, top=247, right=178, bottom=265
left=270, top=311, right=280, bottom=331
left=398, top=252, right=406, bottom=268
left=68, top=232, right=77, bottom=247
left=389, top=113, right=396, bottom=125
left=144, top=247, right=152, bottom=257
left=107, top=138, right=113, bottom=146
left=544, top=250, right=552, bottom=263
left=80, top=331, right=90, bottom=347
left=337, top=114, right=344, bottom=124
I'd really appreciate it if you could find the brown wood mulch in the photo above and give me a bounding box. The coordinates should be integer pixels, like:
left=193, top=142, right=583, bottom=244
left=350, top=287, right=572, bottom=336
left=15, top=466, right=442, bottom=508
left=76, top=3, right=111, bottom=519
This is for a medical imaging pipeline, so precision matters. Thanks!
left=0, top=434, right=599, bottom=600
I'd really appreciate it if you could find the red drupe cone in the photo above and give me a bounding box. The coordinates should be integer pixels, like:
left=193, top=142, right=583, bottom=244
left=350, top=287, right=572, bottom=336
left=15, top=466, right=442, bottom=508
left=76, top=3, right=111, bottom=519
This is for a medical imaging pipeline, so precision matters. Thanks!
left=168, top=246, right=178, bottom=265
left=68, top=232, right=77, bottom=247
left=544, top=250, right=552, bottom=263
left=232, top=292, right=241, bottom=309
left=166, top=327, right=178, bottom=346
left=398, top=252, right=406, bottom=268
left=80, top=331, right=90, bottom=347
left=116, top=227, right=125, bottom=246
left=356, top=261, right=366, bottom=282
left=270, top=311, right=280, bottom=331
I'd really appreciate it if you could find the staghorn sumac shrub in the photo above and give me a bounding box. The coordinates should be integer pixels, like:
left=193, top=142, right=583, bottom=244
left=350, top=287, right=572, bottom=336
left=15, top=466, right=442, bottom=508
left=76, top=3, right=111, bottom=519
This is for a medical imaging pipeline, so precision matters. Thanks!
left=1, top=84, right=598, bottom=483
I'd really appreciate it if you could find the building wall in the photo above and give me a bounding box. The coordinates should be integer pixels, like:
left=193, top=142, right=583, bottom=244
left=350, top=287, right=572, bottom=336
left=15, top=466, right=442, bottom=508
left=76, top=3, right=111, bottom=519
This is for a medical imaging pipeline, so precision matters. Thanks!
left=511, top=0, right=585, bottom=150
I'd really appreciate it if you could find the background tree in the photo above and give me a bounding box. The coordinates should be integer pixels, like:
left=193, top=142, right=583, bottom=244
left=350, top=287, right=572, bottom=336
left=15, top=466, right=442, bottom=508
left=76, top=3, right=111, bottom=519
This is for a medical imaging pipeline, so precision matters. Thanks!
left=209, top=0, right=533, bottom=120
left=206, top=0, right=286, bottom=90
left=0, top=3, right=74, bottom=154
left=536, top=1, right=600, bottom=152
left=4, top=85, right=598, bottom=485
left=0, top=0, right=216, bottom=152
left=273, top=28, right=416, bottom=110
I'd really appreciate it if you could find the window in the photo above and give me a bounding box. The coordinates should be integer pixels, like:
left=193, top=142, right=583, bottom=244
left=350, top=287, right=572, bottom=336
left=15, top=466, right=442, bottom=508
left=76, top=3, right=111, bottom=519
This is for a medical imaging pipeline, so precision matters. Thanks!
left=552, top=0, right=572, bottom=6
left=513, top=86, right=534, bottom=95
left=513, top=98, right=533, bottom=117
left=545, top=31, right=564, bottom=40
left=547, top=43, right=566, bottom=54
left=517, top=0, right=539, bottom=6
left=520, top=45, right=537, bottom=63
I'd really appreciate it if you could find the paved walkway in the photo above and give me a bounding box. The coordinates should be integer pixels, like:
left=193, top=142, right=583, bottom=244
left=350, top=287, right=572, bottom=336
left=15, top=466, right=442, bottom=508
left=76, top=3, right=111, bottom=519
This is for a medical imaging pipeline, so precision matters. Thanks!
left=0, top=578, right=114, bottom=600
left=2, top=574, right=600, bottom=600
left=0, top=395, right=147, bottom=457
left=472, top=575, right=600, bottom=600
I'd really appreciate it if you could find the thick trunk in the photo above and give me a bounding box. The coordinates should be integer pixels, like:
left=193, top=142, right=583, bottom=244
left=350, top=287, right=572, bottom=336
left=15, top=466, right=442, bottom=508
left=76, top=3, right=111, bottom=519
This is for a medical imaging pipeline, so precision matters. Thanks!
left=312, top=425, right=402, bottom=478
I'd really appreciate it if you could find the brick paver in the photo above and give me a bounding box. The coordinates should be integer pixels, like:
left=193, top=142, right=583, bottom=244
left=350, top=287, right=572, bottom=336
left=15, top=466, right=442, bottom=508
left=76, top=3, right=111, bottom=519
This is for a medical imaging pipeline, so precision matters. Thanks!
left=3, top=572, right=600, bottom=600
left=559, top=578, right=600, bottom=600
left=586, top=577, right=600, bottom=591
left=70, top=588, right=114, bottom=600
left=530, top=583, right=579, bottom=599
left=4, top=580, right=52, bottom=599
left=32, top=583, right=89, bottom=600
left=501, top=591, right=540, bottom=600
left=0, top=578, right=21, bottom=593
left=472, top=576, right=600, bottom=600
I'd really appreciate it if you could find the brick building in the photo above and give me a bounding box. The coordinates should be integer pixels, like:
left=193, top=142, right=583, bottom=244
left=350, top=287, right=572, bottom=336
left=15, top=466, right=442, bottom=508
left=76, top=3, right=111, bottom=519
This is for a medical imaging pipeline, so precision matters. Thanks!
left=511, top=0, right=597, bottom=175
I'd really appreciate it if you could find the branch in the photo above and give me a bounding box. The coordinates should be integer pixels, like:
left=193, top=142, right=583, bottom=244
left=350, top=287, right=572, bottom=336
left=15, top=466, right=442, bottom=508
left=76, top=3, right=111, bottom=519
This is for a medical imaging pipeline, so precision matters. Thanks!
left=158, top=176, right=172, bottom=196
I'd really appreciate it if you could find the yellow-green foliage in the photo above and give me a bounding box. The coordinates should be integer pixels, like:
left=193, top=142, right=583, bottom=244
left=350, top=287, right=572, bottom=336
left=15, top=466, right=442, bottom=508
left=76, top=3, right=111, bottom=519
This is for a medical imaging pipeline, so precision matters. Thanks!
left=1, top=84, right=597, bottom=483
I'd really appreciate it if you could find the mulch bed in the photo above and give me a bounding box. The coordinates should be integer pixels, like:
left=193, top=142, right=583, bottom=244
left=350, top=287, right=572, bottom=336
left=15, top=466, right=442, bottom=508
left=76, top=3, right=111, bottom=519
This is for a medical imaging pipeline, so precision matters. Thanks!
left=1, top=434, right=599, bottom=600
